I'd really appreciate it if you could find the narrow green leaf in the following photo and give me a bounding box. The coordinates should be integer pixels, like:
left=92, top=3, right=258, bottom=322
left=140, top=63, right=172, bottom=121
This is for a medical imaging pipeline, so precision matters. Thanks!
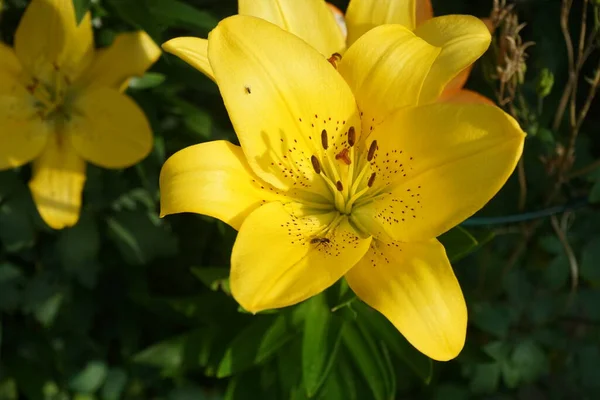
left=342, top=322, right=395, bottom=400
left=354, top=301, right=433, bottom=384
left=147, top=0, right=218, bottom=32
left=301, top=294, right=345, bottom=397
left=190, top=266, right=230, bottom=293
left=129, top=72, right=166, bottom=90
left=217, top=315, right=293, bottom=378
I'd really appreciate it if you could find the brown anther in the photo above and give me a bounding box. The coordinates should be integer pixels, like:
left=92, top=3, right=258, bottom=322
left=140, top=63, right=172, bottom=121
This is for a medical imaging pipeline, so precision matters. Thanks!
left=348, top=126, right=356, bottom=147
left=336, top=181, right=344, bottom=191
left=335, top=148, right=352, bottom=165
left=327, top=53, right=342, bottom=68
left=311, top=155, right=321, bottom=174
left=367, top=140, right=378, bottom=161
left=368, top=172, right=377, bottom=187
left=321, top=129, right=329, bottom=150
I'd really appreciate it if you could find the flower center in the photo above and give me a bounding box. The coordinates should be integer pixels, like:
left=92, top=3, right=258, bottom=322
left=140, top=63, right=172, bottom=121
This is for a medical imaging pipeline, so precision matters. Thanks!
left=310, top=124, right=380, bottom=215
left=27, top=63, right=73, bottom=121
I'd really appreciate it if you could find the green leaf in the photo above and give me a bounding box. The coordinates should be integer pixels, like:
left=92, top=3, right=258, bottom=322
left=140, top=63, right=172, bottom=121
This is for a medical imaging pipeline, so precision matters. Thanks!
left=72, top=0, right=92, bottom=24
left=100, top=368, right=127, bottom=400
left=342, top=322, right=395, bottom=400
left=107, top=0, right=163, bottom=42
left=147, top=0, right=218, bottom=32
left=353, top=301, right=432, bottom=384
left=106, top=211, right=178, bottom=265
left=0, top=263, right=24, bottom=312
left=471, top=302, right=512, bottom=338
left=590, top=180, right=600, bottom=203
left=469, top=363, right=501, bottom=394
left=581, top=237, right=600, bottom=282
left=301, top=293, right=345, bottom=397
left=439, top=226, right=479, bottom=262
left=129, top=72, right=166, bottom=90
left=190, top=267, right=230, bottom=293
left=511, top=340, right=548, bottom=383
left=0, top=379, right=17, bottom=400
left=217, top=315, right=294, bottom=378
left=133, top=328, right=215, bottom=373
left=33, top=292, right=64, bottom=327
left=69, top=361, right=108, bottom=394
left=0, top=195, right=35, bottom=252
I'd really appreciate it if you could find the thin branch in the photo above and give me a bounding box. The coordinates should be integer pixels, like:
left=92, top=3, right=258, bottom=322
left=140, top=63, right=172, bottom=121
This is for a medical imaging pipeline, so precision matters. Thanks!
left=550, top=214, right=579, bottom=308
left=517, top=156, right=527, bottom=210
left=553, top=0, right=576, bottom=131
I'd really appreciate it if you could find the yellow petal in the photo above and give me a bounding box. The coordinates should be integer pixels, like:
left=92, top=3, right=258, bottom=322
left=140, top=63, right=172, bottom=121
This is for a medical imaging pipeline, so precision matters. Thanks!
left=351, top=103, right=525, bottom=242
left=0, top=72, right=49, bottom=170
left=415, top=15, right=491, bottom=104
left=238, top=0, right=345, bottom=56
left=0, top=42, right=22, bottom=77
left=231, top=202, right=372, bottom=312
left=345, top=0, right=416, bottom=46
left=208, top=15, right=360, bottom=199
left=80, top=31, right=161, bottom=91
left=440, top=88, right=495, bottom=106
left=29, top=133, right=86, bottom=230
left=416, top=0, right=434, bottom=26
left=346, top=239, right=467, bottom=361
left=337, top=24, right=440, bottom=145
left=160, top=140, right=284, bottom=230
left=67, top=86, right=153, bottom=169
left=162, top=37, right=214, bottom=82
left=15, top=0, right=94, bottom=82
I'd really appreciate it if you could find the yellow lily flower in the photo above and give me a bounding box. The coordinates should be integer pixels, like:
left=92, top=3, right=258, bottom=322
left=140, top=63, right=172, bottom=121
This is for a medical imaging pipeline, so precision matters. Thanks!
left=0, top=0, right=161, bottom=229
left=160, top=15, right=525, bottom=361
left=163, top=0, right=493, bottom=105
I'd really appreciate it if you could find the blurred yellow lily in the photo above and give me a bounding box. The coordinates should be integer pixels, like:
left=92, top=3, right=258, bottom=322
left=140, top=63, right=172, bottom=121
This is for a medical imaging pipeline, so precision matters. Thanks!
left=163, top=0, right=492, bottom=104
left=0, top=0, right=161, bottom=229
left=160, top=15, right=524, bottom=361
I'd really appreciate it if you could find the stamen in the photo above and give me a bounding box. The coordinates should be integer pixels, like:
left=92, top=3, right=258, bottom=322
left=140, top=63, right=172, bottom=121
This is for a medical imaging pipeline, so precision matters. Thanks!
left=327, top=53, right=342, bottom=68
left=310, top=237, right=331, bottom=245
left=321, top=129, right=329, bottom=150
left=368, top=172, right=377, bottom=187
left=336, top=181, right=344, bottom=191
left=367, top=140, right=378, bottom=162
left=311, top=155, right=322, bottom=174
left=348, top=126, right=356, bottom=147
left=335, top=148, right=351, bottom=165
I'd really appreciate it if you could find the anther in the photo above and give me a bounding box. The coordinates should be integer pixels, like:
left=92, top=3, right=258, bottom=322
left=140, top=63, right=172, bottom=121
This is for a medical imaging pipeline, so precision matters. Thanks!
left=311, top=155, right=321, bottom=174
left=321, top=129, right=329, bottom=150
left=336, top=181, right=344, bottom=191
left=348, top=126, right=356, bottom=147
left=368, top=172, right=377, bottom=187
left=335, top=148, right=351, bottom=165
left=367, top=140, right=378, bottom=161
left=327, top=53, right=342, bottom=68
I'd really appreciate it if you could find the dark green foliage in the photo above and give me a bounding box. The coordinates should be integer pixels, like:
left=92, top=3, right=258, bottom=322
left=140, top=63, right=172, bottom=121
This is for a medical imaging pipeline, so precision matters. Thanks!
left=1, top=0, right=600, bottom=398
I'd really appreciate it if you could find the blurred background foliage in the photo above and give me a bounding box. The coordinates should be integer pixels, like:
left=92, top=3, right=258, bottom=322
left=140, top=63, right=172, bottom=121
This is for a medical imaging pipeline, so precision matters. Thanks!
left=1, top=0, right=600, bottom=398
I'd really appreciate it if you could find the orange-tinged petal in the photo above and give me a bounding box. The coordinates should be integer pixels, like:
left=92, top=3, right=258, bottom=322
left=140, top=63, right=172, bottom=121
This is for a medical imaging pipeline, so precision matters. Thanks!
left=162, top=37, right=214, bottom=82
left=207, top=15, right=360, bottom=201
left=415, top=15, right=491, bottom=104
left=416, top=0, right=434, bottom=26
left=231, top=202, right=372, bottom=312
left=238, top=0, right=345, bottom=56
left=443, top=63, right=472, bottom=93
left=346, top=239, right=467, bottom=361
left=80, top=31, right=161, bottom=91
left=337, top=24, right=439, bottom=145
left=29, top=133, right=86, bottom=229
left=0, top=70, right=49, bottom=170
left=67, top=86, right=153, bottom=169
left=351, top=103, right=524, bottom=242
left=440, top=88, right=495, bottom=106
left=15, top=0, right=94, bottom=83
left=345, top=0, right=416, bottom=46
left=160, top=141, right=284, bottom=230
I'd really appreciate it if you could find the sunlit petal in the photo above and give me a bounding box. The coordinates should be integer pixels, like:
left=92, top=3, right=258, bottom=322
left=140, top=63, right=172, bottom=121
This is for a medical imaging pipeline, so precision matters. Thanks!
left=15, top=0, right=94, bottom=82
left=29, top=134, right=86, bottom=229
left=345, top=0, right=416, bottom=45
left=208, top=15, right=360, bottom=200
left=67, top=86, right=153, bottom=169
left=231, top=202, right=371, bottom=312
left=415, top=15, right=491, bottom=104
left=347, top=239, right=467, bottom=361
left=238, top=0, right=345, bottom=56
left=162, top=37, right=214, bottom=82
left=338, top=24, right=439, bottom=145
left=160, top=140, right=284, bottom=230
left=0, top=42, right=22, bottom=77
left=81, top=31, right=161, bottom=91
left=352, top=103, right=524, bottom=242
